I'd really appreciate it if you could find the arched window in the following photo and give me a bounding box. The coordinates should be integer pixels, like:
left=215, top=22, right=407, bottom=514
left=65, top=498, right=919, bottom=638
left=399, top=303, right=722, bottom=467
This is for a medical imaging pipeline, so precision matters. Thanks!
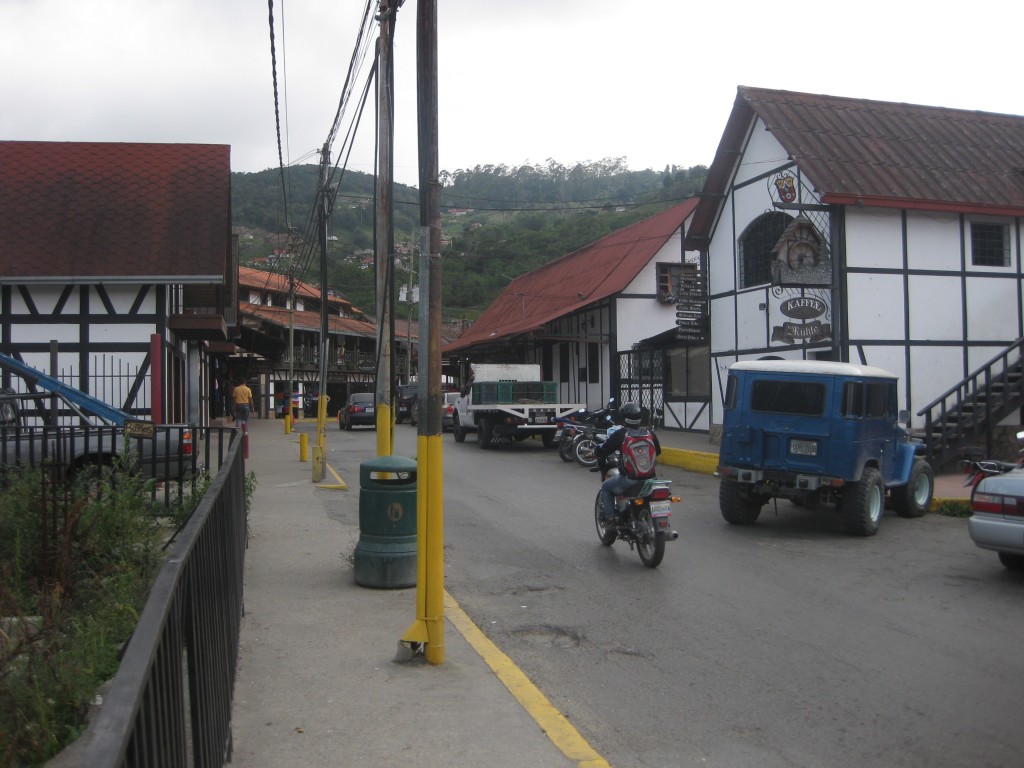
left=738, top=212, right=792, bottom=288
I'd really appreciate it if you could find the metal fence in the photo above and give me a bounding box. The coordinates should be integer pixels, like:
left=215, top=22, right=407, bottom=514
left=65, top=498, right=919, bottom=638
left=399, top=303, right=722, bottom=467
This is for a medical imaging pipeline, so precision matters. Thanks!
left=80, top=428, right=245, bottom=766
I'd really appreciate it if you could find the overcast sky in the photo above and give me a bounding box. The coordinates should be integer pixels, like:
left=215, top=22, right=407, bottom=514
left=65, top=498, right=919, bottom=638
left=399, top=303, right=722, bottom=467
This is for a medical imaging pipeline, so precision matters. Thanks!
left=2, top=0, right=1020, bottom=189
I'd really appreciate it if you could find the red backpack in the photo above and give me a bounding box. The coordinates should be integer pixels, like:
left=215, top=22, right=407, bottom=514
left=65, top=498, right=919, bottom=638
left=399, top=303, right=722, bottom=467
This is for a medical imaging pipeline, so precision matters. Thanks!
left=620, top=428, right=657, bottom=479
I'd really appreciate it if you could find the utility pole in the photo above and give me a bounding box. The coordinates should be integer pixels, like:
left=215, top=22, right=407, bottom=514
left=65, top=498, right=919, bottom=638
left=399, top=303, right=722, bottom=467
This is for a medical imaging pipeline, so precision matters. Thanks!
left=374, top=0, right=398, bottom=457
left=312, top=142, right=331, bottom=481
left=401, top=0, right=443, bottom=665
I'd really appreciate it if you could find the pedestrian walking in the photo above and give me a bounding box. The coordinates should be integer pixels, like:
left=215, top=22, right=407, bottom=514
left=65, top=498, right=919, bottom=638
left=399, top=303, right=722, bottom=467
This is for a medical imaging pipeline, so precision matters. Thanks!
left=232, top=377, right=255, bottom=428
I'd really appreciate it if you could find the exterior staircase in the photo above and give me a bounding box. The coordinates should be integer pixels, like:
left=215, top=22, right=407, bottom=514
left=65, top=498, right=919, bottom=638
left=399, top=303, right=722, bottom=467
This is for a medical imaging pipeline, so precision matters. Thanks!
left=916, top=337, right=1024, bottom=471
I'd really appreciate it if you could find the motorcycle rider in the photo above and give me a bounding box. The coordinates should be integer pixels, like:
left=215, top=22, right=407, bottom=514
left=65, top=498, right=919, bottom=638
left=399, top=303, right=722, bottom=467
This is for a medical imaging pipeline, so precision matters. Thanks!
left=595, top=401, right=661, bottom=522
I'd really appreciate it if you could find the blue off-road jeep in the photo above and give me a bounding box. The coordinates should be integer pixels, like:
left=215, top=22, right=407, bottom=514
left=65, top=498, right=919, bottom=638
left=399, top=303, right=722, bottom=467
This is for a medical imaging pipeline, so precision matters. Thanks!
left=717, top=360, right=934, bottom=536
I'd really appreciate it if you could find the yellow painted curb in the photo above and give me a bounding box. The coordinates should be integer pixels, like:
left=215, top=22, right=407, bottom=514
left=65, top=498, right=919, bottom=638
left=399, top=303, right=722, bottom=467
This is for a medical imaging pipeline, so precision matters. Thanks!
left=660, top=447, right=718, bottom=475
left=444, top=591, right=609, bottom=768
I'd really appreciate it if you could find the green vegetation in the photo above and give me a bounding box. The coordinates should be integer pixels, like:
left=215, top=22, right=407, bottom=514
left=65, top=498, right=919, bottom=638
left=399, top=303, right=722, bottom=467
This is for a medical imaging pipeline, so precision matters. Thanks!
left=931, top=498, right=971, bottom=518
left=232, top=159, right=708, bottom=318
left=0, top=459, right=256, bottom=767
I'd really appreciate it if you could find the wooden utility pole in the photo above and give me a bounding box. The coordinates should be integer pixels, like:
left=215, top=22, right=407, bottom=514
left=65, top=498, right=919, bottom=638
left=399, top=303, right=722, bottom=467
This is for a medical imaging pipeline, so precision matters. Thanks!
left=374, top=1, right=398, bottom=456
left=313, top=142, right=331, bottom=481
left=401, top=0, right=444, bottom=665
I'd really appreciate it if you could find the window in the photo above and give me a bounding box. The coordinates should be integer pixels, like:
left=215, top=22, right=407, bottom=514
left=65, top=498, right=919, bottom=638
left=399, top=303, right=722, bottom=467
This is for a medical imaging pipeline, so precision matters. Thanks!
left=739, top=212, right=792, bottom=288
left=656, top=263, right=681, bottom=302
left=751, top=379, right=825, bottom=416
left=588, top=343, right=600, bottom=384
left=724, top=375, right=737, bottom=410
left=666, top=346, right=710, bottom=398
left=970, top=222, right=1010, bottom=267
left=841, top=381, right=895, bottom=418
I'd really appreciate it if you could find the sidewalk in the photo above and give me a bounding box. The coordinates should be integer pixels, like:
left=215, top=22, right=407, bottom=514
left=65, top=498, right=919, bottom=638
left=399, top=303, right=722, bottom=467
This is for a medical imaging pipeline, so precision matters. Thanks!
left=228, top=418, right=582, bottom=768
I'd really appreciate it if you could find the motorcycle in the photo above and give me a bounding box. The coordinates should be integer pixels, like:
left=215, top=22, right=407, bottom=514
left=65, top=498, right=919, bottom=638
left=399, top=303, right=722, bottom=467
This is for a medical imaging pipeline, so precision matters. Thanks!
left=592, top=451, right=679, bottom=568
left=961, top=429, right=1024, bottom=498
left=575, top=424, right=619, bottom=468
left=556, top=420, right=586, bottom=462
left=554, top=408, right=594, bottom=462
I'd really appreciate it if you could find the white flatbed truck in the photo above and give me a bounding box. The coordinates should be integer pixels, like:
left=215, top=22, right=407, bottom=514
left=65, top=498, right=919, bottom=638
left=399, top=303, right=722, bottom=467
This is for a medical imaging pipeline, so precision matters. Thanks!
left=452, top=364, right=583, bottom=449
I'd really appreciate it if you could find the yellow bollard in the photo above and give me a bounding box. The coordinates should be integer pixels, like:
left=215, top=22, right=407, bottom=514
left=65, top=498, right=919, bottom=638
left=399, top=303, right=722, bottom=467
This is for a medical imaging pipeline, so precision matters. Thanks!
left=311, top=445, right=325, bottom=482
left=299, top=432, right=309, bottom=462
left=284, top=412, right=292, bottom=434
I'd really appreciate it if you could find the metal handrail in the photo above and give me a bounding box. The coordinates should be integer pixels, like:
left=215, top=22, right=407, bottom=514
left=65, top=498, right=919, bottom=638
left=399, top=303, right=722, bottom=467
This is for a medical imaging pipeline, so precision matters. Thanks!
left=916, top=337, right=1024, bottom=468
left=80, top=429, right=244, bottom=766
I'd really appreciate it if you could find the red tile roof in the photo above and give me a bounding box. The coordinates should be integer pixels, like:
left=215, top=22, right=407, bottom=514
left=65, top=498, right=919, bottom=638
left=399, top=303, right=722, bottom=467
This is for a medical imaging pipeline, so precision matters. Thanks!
left=0, top=141, right=231, bottom=281
left=686, top=87, right=1024, bottom=248
left=445, top=199, right=699, bottom=353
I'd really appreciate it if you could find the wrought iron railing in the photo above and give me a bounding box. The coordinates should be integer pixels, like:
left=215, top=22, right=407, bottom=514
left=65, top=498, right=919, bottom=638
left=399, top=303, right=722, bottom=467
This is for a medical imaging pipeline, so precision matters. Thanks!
left=917, top=337, right=1024, bottom=469
left=80, top=428, right=245, bottom=766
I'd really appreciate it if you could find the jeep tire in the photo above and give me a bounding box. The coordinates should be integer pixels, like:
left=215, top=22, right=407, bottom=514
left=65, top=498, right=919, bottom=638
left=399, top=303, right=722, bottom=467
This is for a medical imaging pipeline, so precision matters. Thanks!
left=841, top=466, right=884, bottom=536
left=719, top=479, right=764, bottom=526
left=892, top=457, right=933, bottom=518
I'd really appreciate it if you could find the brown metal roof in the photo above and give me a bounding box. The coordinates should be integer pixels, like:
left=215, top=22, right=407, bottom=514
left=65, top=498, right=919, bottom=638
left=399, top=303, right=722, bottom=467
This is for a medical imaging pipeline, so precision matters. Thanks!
left=240, top=303, right=383, bottom=340
left=0, top=141, right=231, bottom=281
left=686, top=87, right=1024, bottom=248
left=445, top=199, right=699, bottom=353
left=238, top=265, right=368, bottom=318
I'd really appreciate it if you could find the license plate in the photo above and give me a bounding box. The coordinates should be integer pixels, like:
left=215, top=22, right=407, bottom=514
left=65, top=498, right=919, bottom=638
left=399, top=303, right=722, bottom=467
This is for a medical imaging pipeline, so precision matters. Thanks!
left=650, top=501, right=672, bottom=517
left=366, top=407, right=375, bottom=414
left=554, top=428, right=563, bottom=438
left=535, top=416, right=548, bottom=424
left=790, top=439, right=817, bottom=456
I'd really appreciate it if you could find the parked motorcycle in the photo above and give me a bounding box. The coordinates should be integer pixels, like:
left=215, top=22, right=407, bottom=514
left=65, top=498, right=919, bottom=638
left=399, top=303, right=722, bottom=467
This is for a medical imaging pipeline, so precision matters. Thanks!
left=592, top=451, right=679, bottom=568
left=554, top=408, right=593, bottom=462
left=575, top=424, right=619, bottom=468
left=556, top=421, right=585, bottom=462
left=961, top=430, right=1024, bottom=497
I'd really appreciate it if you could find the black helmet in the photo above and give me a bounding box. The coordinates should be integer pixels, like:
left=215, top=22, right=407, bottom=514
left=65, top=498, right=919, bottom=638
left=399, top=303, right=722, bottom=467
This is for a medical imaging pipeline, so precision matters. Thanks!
left=620, top=402, right=642, bottom=427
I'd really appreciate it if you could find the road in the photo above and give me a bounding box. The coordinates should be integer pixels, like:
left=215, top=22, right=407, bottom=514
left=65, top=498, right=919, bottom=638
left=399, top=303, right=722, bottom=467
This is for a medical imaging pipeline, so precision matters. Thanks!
left=331, top=425, right=1024, bottom=768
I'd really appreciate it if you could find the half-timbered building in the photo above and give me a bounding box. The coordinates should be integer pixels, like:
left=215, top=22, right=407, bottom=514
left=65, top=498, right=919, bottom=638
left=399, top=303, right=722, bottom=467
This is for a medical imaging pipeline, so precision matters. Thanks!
left=444, top=199, right=707, bottom=428
left=0, top=141, right=234, bottom=425
left=685, top=87, right=1024, bottom=464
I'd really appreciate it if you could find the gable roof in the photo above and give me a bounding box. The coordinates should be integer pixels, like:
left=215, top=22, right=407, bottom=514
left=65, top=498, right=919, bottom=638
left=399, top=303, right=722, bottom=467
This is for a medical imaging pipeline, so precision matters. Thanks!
left=0, top=141, right=231, bottom=282
left=238, top=265, right=367, bottom=318
left=240, top=303, right=383, bottom=340
left=445, top=199, right=699, bottom=353
left=686, top=87, right=1024, bottom=249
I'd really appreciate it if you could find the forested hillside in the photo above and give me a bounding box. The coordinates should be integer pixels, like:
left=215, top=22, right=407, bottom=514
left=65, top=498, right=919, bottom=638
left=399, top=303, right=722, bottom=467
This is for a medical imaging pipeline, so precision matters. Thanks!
left=231, top=158, right=707, bottom=319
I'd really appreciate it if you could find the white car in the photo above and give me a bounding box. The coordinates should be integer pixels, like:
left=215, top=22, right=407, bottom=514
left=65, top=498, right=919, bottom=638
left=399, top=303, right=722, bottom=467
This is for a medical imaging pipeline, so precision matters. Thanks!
left=441, top=391, right=460, bottom=431
left=968, top=468, right=1024, bottom=571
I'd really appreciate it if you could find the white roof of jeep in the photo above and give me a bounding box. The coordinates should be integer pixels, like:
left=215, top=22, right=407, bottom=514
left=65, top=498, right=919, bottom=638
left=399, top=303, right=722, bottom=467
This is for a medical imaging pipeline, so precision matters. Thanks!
left=729, top=360, right=898, bottom=379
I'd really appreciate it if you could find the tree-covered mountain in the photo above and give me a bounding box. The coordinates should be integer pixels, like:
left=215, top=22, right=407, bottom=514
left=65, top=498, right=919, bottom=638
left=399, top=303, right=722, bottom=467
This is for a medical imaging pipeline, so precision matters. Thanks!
left=231, top=158, right=707, bottom=318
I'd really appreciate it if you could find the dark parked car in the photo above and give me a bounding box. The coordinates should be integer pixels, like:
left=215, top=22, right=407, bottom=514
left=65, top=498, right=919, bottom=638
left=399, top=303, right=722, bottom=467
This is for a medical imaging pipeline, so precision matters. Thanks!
left=968, top=466, right=1024, bottom=571
left=338, top=392, right=376, bottom=430
left=397, top=384, right=418, bottom=425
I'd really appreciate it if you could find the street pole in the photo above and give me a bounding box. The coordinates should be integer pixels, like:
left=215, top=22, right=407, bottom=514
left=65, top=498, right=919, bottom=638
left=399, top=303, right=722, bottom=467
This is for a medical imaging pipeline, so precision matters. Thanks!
left=401, top=0, right=443, bottom=665
left=374, top=1, right=397, bottom=457
left=313, top=142, right=331, bottom=482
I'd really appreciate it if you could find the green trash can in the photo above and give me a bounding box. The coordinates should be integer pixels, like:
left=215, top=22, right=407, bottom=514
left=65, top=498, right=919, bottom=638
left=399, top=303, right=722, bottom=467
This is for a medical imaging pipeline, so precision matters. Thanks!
left=354, top=455, right=417, bottom=588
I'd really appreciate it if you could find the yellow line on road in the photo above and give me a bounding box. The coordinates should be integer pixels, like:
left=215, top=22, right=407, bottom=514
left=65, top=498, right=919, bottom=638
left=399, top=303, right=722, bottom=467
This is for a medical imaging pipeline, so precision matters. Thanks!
left=444, top=590, right=609, bottom=768
left=318, top=462, right=347, bottom=490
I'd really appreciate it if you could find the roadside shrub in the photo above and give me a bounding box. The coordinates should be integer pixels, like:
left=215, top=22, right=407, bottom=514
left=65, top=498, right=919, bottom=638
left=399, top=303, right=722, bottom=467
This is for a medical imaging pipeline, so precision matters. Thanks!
left=0, top=457, right=161, bottom=767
